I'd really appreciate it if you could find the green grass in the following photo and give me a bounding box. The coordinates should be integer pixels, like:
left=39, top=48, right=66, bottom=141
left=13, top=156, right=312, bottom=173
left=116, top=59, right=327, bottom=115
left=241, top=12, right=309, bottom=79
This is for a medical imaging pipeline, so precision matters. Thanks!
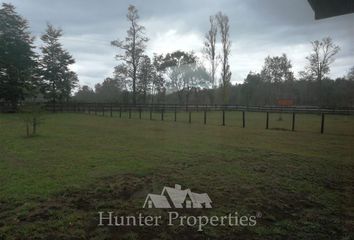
left=0, top=112, right=353, bottom=239
left=106, top=109, right=354, bottom=135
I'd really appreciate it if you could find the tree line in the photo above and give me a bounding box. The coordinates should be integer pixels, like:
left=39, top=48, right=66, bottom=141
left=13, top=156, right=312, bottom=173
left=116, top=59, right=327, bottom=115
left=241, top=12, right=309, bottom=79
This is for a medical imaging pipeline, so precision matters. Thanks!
left=0, top=3, right=78, bottom=108
left=1, top=3, right=353, bottom=108
left=75, top=5, right=353, bottom=107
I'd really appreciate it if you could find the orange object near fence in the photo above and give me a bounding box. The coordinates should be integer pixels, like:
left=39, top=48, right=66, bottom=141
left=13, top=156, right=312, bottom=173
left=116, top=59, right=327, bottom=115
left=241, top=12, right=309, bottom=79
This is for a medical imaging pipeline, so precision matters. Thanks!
left=277, top=99, right=294, bottom=107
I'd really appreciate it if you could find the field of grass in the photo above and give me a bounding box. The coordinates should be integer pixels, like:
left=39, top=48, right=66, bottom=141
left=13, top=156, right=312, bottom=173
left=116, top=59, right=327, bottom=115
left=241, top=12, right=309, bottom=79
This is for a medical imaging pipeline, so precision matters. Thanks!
left=0, top=112, right=353, bottom=239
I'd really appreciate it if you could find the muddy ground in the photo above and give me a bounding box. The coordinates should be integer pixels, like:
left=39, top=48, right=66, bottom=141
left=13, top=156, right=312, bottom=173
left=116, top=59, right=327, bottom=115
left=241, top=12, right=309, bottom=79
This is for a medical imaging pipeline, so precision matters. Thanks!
left=0, top=172, right=352, bottom=240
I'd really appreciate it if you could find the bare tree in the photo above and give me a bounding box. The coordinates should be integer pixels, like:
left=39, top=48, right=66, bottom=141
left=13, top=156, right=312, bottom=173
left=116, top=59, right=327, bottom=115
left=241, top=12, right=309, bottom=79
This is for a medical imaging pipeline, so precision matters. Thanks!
left=203, top=15, right=218, bottom=89
left=305, top=37, right=340, bottom=82
left=216, top=12, right=232, bottom=104
left=111, top=5, right=148, bottom=105
left=346, top=66, right=354, bottom=81
left=304, top=37, right=340, bottom=106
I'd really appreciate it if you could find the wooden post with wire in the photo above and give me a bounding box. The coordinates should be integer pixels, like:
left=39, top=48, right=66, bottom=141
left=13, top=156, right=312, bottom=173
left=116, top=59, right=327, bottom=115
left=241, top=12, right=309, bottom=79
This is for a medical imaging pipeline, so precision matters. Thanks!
left=321, top=113, right=325, bottom=134
left=242, top=111, right=245, bottom=128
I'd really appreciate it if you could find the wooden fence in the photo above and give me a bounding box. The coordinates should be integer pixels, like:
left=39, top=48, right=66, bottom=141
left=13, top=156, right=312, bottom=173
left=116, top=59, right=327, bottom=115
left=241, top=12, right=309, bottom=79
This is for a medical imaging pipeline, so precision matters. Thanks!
left=1, top=102, right=354, bottom=134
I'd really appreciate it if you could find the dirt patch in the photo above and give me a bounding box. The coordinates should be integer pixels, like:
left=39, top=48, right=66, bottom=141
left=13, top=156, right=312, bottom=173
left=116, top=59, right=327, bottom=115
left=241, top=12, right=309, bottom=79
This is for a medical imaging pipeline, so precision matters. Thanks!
left=1, top=174, right=216, bottom=239
left=0, top=172, right=351, bottom=240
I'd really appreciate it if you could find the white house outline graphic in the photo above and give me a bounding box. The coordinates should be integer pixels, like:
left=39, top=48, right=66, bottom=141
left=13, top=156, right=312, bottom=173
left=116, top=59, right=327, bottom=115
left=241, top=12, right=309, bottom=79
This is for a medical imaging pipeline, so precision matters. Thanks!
left=143, top=184, right=212, bottom=209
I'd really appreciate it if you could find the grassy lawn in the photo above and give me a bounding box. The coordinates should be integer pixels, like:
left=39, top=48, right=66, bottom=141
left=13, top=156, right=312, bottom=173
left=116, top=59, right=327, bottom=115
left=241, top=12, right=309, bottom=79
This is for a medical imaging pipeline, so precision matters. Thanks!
left=0, top=112, right=353, bottom=239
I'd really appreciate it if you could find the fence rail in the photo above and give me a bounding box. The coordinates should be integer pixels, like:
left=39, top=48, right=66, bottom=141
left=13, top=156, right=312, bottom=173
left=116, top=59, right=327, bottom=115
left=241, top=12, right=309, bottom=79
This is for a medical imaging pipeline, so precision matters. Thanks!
left=2, top=102, right=354, bottom=115
left=1, top=102, right=354, bottom=135
left=38, top=103, right=354, bottom=115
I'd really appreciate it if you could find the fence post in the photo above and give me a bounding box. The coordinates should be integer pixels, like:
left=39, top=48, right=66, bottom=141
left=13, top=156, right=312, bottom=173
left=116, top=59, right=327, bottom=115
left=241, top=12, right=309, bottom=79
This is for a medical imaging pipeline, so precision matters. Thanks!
left=150, top=108, right=152, bottom=120
left=189, top=111, right=192, bottom=124
left=266, top=112, right=269, bottom=129
left=95, top=104, right=97, bottom=115
left=119, top=106, right=122, bottom=118
left=222, top=110, right=225, bottom=126
left=174, top=106, right=177, bottom=122
left=204, top=110, right=207, bottom=125
left=139, top=108, right=142, bottom=120
left=110, top=104, right=113, bottom=117
left=292, top=112, right=295, bottom=131
left=129, top=108, right=131, bottom=119
left=102, top=105, right=105, bottom=116
left=161, top=109, right=164, bottom=121
left=242, top=111, right=245, bottom=128
left=321, top=113, right=325, bottom=134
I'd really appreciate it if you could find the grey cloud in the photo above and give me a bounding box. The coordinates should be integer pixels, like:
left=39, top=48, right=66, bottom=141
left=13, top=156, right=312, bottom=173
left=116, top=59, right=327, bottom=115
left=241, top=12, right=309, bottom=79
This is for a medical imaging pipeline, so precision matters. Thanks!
left=4, top=0, right=353, bottom=86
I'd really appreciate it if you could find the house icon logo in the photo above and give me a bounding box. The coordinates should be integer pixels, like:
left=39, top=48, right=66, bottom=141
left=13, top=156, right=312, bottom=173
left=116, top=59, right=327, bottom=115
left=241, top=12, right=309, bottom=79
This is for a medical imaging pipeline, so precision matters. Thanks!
left=143, top=184, right=212, bottom=209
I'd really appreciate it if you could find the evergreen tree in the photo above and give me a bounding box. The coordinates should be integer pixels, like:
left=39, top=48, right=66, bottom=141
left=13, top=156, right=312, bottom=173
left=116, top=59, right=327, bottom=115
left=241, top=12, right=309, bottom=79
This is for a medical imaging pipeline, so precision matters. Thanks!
left=40, top=24, right=77, bottom=103
left=0, top=3, right=38, bottom=107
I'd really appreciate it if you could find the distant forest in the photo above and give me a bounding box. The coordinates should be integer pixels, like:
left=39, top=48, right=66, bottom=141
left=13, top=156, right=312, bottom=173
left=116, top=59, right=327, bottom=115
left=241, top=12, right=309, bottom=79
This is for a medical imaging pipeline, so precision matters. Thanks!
left=1, top=3, right=353, bottom=108
left=76, top=67, right=354, bottom=108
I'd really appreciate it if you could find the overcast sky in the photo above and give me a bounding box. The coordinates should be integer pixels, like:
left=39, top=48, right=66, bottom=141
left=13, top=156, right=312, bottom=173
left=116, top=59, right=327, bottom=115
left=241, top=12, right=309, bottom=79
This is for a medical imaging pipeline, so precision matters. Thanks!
left=3, top=0, right=354, bottom=87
